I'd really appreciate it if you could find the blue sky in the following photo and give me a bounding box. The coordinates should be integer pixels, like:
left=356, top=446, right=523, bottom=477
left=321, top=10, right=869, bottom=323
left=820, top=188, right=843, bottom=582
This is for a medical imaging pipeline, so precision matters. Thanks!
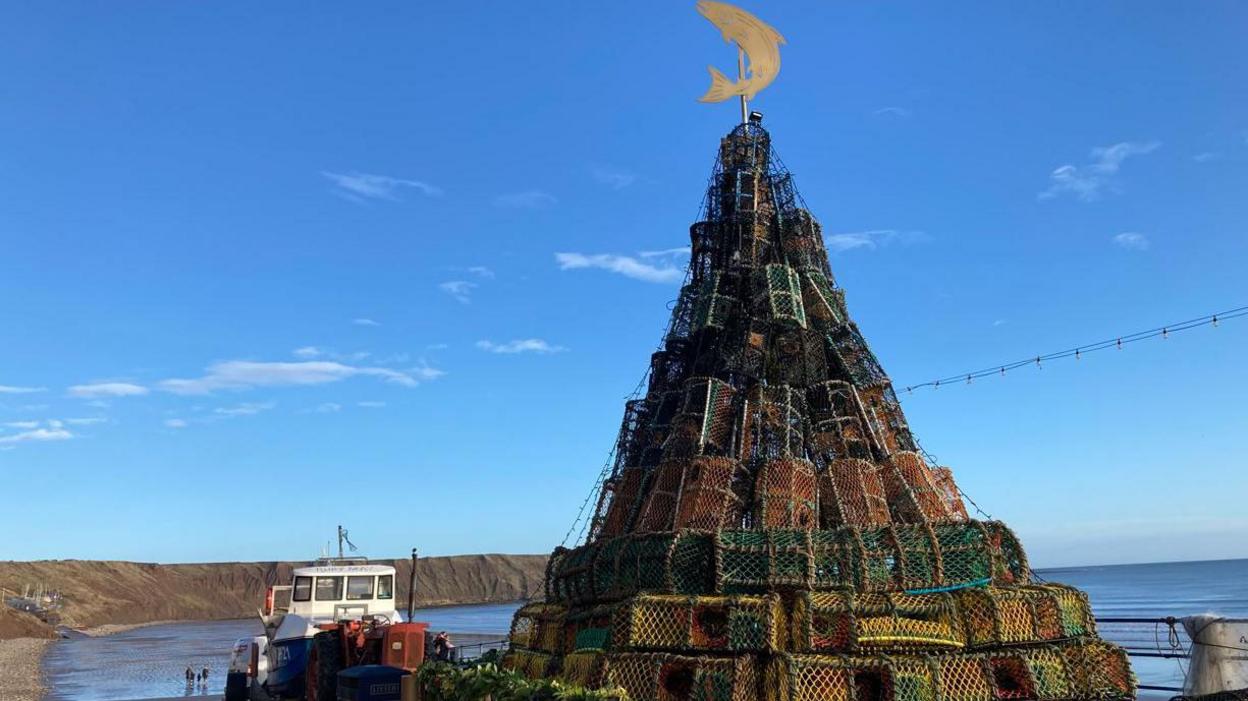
left=2, top=2, right=1246, bottom=568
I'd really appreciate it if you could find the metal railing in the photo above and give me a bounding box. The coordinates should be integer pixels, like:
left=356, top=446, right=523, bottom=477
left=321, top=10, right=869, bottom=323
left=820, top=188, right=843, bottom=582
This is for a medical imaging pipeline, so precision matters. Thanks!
left=1096, top=617, right=1191, bottom=694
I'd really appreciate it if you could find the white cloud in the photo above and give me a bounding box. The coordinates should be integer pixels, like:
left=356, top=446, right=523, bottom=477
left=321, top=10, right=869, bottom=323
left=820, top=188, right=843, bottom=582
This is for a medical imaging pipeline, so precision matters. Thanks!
left=353, top=318, right=381, bottom=327
left=164, top=418, right=188, bottom=429
left=639, top=247, right=692, bottom=259
left=873, top=107, right=910, bottom=118
left=439, top=280, right=477, bottom=304
left=1193, top=152, right=1221, bottom=163
left=215, top=401, right=276, bottom=417
left=591, top=166, right=637, bottom=190
left=1039, top=141, right=1161, bottom=201
left=0, top=427, right=73, bottom=445
left=494, top=190, right=557, bottom=209
left=322, top=171, right=443, bottom=202
left=1113, top=232, right=1150, bottom=250
left=0, top=385, right=45, bottom=394
left=64, top=417, right=106, bottom=426
left=311, top=402, right=342, bottom=413
left=824, top=229, right=928, bottom=252
left=476, top=339, right=567, bottom=354
left=159, top=360, right=438, bottom=395
left=4, top=421, right=40, bottom=429
left=68, top=382, right=149, bottom=398
left=466, top=266, right=495, bottom=279
left=294, top=346, right=323, bottom=359
left=555, top=252, right=684, bottom=284
left=357, top=401, right=387, bottom=408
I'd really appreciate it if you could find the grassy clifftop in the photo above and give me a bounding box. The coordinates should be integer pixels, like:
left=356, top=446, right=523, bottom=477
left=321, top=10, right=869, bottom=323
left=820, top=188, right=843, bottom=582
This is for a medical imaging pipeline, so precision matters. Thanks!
left=0, top=553, right=548, bottom=639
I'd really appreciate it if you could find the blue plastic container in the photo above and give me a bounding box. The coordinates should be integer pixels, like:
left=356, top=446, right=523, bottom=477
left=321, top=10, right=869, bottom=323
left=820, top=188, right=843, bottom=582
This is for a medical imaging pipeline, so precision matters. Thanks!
left=336, top=665, right=409, bottom=701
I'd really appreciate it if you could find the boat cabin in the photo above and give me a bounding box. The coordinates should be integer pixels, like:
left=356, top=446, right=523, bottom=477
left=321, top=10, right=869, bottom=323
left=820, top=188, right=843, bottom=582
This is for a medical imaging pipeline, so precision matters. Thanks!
left=268, top=563, right=400, bottom=622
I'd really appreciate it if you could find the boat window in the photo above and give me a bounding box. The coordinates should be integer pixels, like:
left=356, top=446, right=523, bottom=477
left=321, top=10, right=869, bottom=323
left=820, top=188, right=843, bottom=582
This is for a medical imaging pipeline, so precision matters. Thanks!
left=314, top=576, right=343, bottom=601
left=293, top=576, right=313, bottom=602
left=346, top=576, right=374, bottom=601
left=377, top=575, right=394, bottom=600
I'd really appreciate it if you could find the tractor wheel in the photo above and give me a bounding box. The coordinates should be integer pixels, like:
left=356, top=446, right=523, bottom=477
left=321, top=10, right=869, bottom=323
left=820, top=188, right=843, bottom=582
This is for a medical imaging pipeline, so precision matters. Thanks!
left=306, top=630, right=342, bottom=701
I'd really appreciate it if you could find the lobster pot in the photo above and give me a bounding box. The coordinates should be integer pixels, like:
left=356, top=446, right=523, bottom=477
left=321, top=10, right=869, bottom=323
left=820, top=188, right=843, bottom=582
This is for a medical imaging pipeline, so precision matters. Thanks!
left=712, top=522, right=1029, bottom=595
left=767, top=653, right=938, bottom=701
left=716, top=529, right=833, bottom=593
left=501, top=648, right=558, bottom=680
left=767, top=642, right=1133, bottom=701
left=563, top=603, right=619, bottom=652
left=636, top=460, right=688, bottom=533
left=956, top=584, right=1097, bottom=648
left=613, top=594, right=787, bottom=653
left=674, top=456, right=748, bottom=531
left=607, top=652, right=759, bottom=701
left=801, top=269, right=846, bottom=326
left=880, top=452, right=960, bottom=524
left=561, top=650, right=609, bottom=689
left=1057, top=640, right=1135, bottom=700
left=744, top=385, right=807, bottom=461
left=754, top=458, right=818, bottom=529
left=791, top=590, right=963, bottom=653
left=764, top=264, right=807, bottom=328
left=848, top=521, right=1028, bottom=592
left=930, top=466, right=969, bottom=520
left=597, top=466, right=648, bottom=539
left=692, top=273, right=738, bottom=331
left=509, top=602, right=568, bottom=654
left=856, top=384, right=917, bottom=455
left=548, top=531, right=716, bottom=604
left=819, top=458, right=890, bottom=528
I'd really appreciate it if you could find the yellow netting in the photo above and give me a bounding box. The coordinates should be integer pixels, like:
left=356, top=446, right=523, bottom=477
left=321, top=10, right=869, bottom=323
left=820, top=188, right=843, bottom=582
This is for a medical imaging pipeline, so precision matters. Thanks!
left=501, top=648, right=558, bottom=680
left=956, top=584, right=1097, bottom=648
left=766, top=641, right=1133, bottom=701
left=561, top=650, right=610, bottom=689
left=509, top=602, right=568, bottom=654
left=615, top=594, right=787, bottom=653
left=791, top=590, right=963, bottom=653
left=606, top=652, right=759, bottom=701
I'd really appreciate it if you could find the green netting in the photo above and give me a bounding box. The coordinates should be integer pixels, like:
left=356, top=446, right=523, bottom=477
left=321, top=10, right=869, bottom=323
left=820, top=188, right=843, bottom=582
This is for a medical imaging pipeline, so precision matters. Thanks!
left=801, top=269, right=845, bottom=326
left=766, top=263, right=807, bottom=328
left=575, top=627, right=612, bottom=651
left=549, top=522, right=1028, bottom=602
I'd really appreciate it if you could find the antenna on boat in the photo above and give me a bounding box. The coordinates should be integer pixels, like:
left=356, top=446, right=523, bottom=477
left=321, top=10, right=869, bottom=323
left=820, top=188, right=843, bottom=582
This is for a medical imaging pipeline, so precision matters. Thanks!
left=337, top=525, right=358, bottom=560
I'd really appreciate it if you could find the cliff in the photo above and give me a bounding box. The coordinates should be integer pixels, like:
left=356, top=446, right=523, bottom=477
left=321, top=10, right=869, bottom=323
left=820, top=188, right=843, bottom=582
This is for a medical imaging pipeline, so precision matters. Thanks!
left=0, top=553, right=548, bottom=639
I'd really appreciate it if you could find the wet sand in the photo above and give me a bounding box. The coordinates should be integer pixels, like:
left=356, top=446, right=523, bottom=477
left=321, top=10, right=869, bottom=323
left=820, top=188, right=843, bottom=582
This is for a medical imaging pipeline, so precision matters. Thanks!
left=0, top=638, right=52, bottom=701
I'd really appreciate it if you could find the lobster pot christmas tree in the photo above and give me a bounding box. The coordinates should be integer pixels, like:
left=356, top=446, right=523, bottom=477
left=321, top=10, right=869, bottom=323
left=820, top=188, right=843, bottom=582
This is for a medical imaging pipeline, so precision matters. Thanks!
left=504, top=121, right=1136, bottom=701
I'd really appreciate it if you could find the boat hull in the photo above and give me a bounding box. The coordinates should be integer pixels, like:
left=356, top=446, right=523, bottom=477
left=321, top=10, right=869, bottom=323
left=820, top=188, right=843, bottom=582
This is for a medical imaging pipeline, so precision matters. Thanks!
left=264, top=637, right=313, bottom=699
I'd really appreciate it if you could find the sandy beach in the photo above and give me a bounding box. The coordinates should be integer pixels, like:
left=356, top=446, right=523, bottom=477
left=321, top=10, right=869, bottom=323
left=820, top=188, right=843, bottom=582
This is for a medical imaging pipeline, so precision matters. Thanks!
left=0, top=638, right=52, bottom=701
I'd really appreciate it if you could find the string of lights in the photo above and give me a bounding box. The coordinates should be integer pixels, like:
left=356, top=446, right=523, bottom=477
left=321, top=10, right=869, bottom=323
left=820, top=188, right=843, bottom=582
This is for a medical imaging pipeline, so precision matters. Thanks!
left=900, top=304, right=1248, bottom=394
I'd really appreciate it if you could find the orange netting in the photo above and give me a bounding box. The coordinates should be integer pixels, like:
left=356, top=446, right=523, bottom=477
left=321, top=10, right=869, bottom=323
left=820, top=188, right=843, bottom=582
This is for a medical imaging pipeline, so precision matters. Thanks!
left=674, top=456, right=748, bottom=531
left=754, top=458, right=818, bottom=529
left=819, top=458, right=890, bottom=528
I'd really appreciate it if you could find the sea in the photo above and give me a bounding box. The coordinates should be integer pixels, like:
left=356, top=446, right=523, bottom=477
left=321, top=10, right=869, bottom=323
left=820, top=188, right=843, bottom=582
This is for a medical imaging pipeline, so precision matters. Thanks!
left=41, top=559, right=1247, bottom=701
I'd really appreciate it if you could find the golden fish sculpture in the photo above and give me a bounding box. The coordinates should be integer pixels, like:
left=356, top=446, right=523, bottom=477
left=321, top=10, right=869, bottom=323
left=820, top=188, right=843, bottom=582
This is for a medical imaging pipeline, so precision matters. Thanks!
left=696, top=0, right=786, bottom=103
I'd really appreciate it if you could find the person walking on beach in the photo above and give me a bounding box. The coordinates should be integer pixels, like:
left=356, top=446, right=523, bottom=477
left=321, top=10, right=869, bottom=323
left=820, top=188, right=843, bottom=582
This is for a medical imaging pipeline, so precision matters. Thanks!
left=185, top=666, right=195, bottom=685
left=202, top=666, right=210, bottom=687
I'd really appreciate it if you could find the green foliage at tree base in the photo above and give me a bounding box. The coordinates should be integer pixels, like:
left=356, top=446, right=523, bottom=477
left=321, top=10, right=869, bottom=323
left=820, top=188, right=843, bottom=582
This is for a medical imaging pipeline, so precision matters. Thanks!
left=416, top=662, right=627, bottom=701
